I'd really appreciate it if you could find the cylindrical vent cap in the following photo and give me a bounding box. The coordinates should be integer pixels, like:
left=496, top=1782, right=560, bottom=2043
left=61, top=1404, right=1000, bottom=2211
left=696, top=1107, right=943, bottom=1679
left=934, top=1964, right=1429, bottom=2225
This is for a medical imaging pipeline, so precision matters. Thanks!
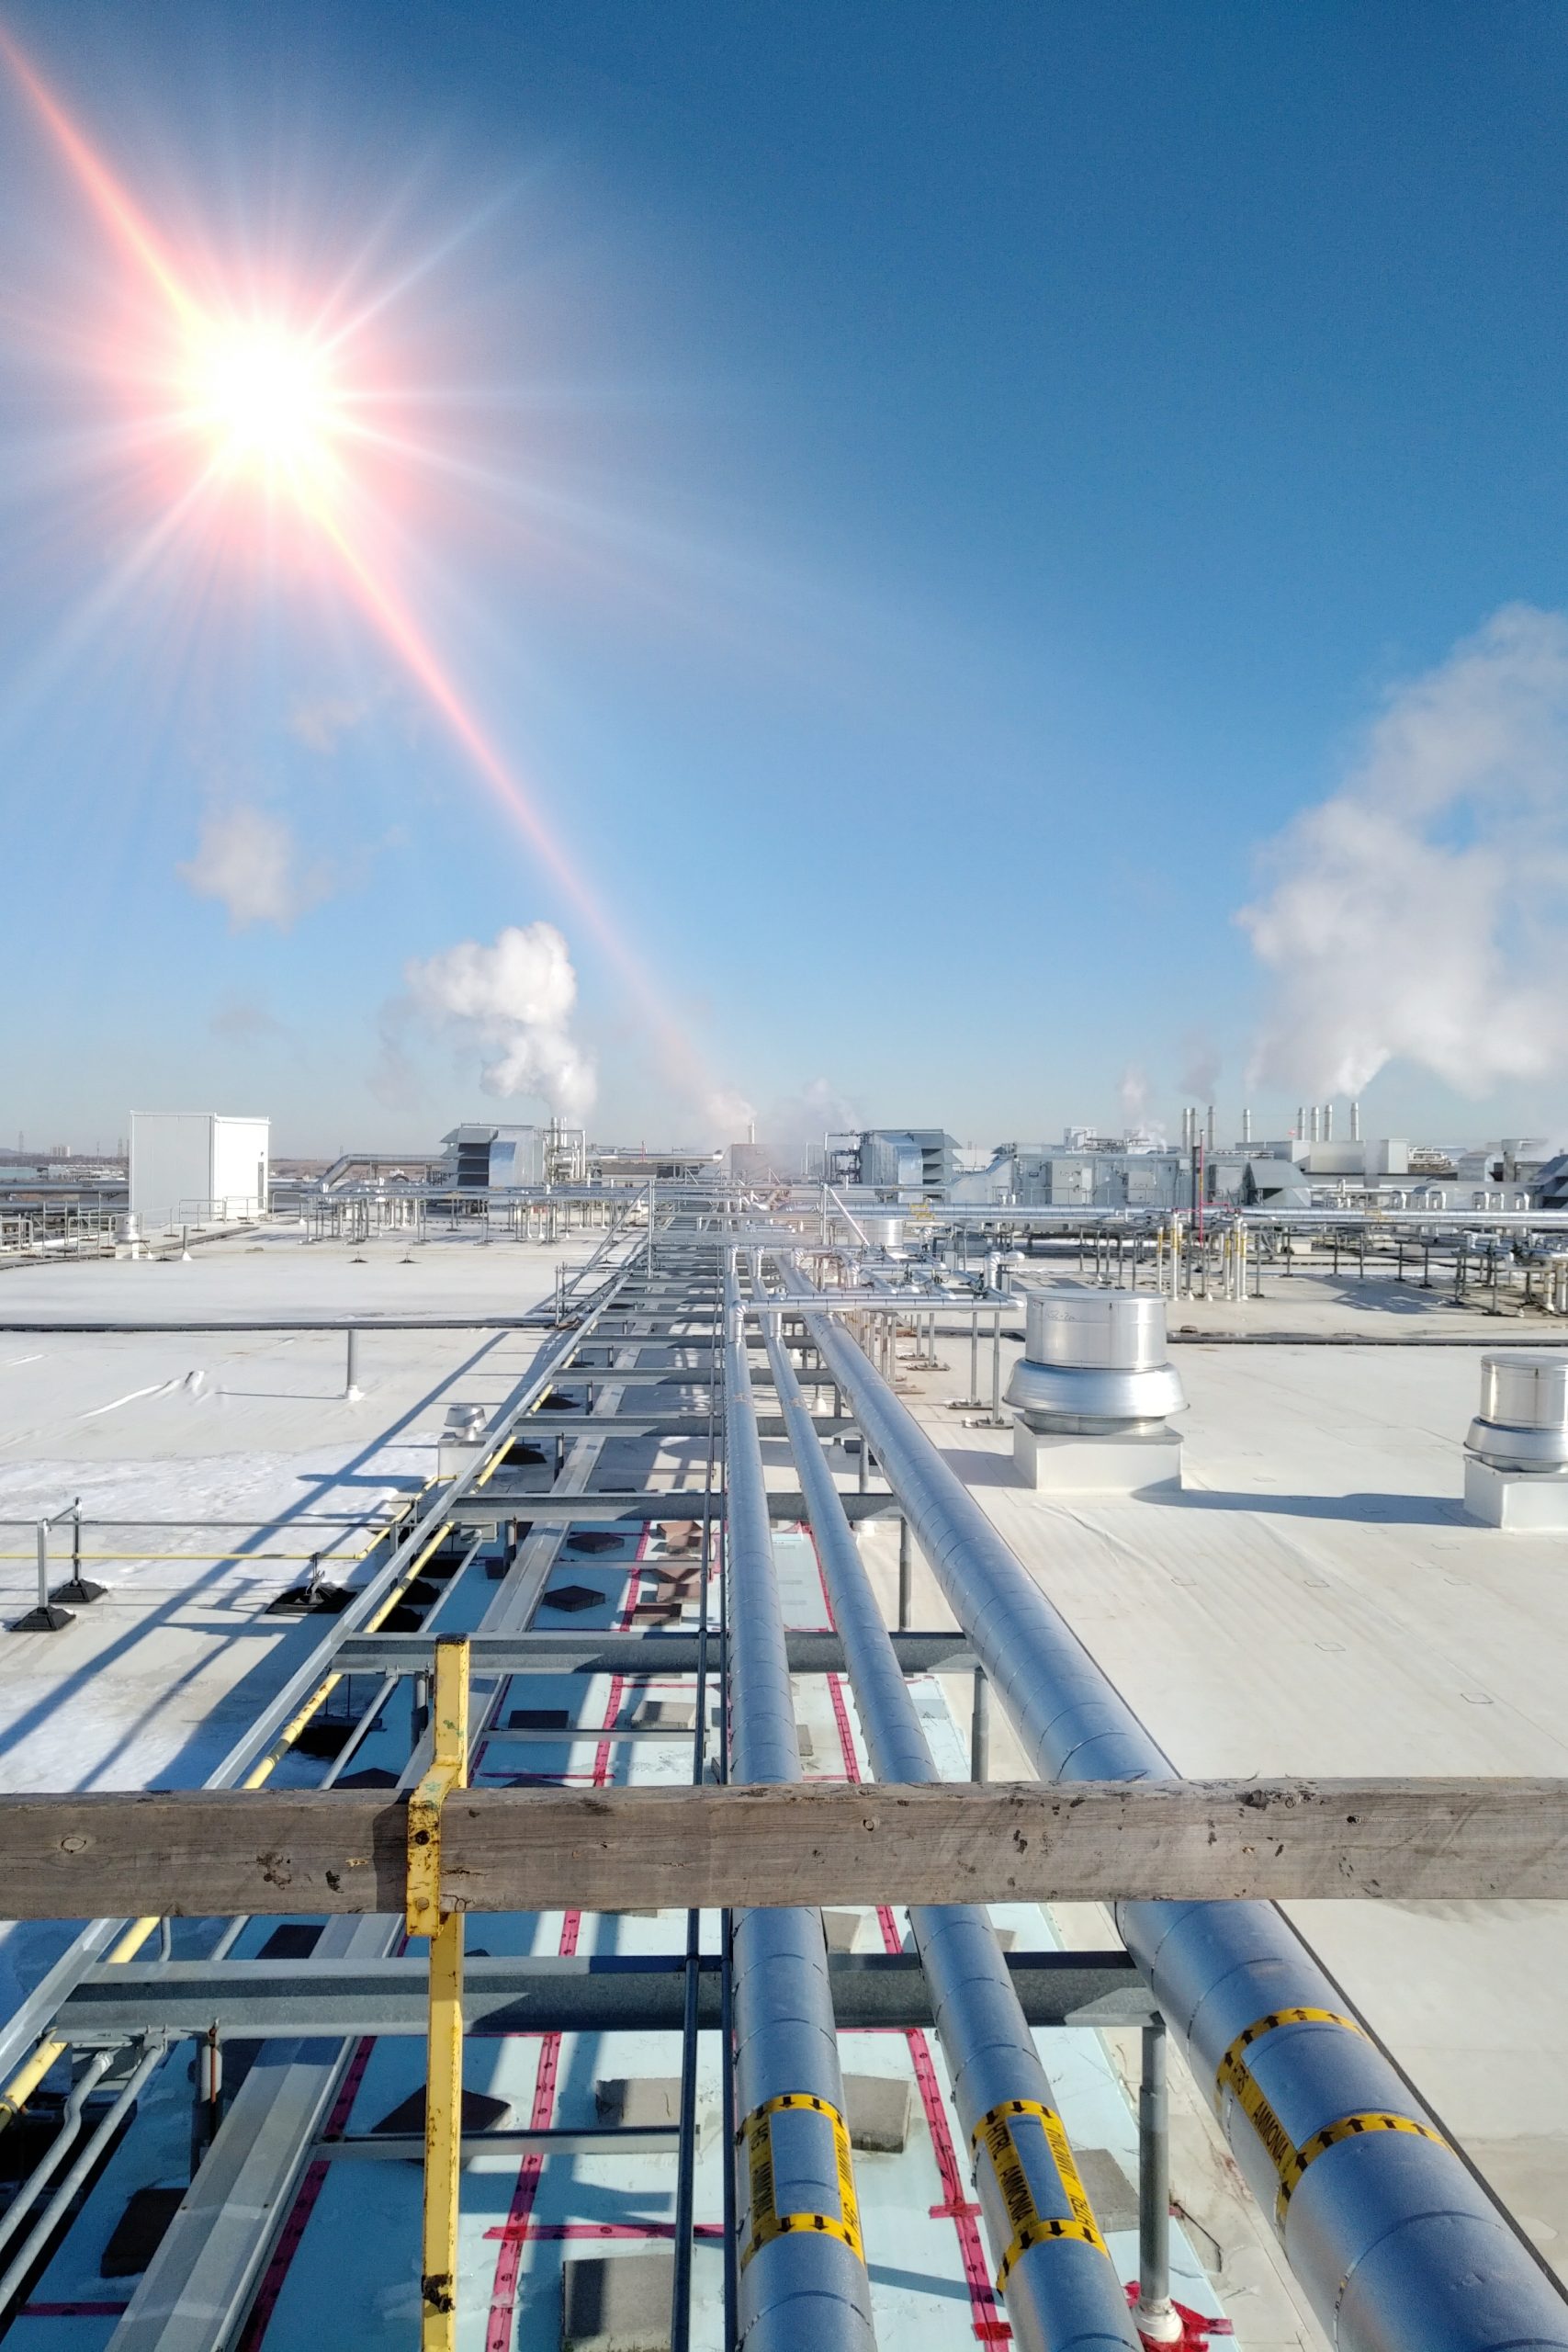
left=1024, top=1292, right=1171, bottom=1372
left=1007, top=1290, right=1185, bottom=1433
left=1466, top=1351, right=1568, bottom=1472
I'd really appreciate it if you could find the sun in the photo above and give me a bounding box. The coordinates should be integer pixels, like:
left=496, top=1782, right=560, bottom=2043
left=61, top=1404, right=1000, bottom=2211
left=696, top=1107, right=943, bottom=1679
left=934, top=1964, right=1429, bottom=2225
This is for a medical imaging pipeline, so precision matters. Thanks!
left=187, top=322, right=341, bottom=481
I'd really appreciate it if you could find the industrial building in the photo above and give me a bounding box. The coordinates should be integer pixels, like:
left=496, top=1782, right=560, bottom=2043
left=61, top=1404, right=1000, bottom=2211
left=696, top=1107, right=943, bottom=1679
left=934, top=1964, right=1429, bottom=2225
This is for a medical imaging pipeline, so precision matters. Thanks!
left=806, top=1133, right=960, bottom=1199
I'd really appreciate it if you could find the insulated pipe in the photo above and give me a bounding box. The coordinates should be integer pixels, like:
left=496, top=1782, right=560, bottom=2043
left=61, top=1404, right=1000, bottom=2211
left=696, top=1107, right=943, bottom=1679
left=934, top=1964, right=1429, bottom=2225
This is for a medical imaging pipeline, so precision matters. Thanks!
left=723, top=1261, right=876, bottom=2352
left=0, top=2041, right=164, bottom=2320
left=764, top=1320, right=1140, bottom=2352
left=793, top=1271, right=1568, bottom=2352
left=0, top=2045, right=115, bottom=2268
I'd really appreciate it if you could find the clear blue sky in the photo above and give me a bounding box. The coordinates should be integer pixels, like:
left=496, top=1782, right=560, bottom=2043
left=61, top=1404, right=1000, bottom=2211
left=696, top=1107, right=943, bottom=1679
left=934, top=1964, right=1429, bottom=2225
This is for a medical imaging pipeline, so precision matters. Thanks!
left=3, top=2, right=1567, bottom=1154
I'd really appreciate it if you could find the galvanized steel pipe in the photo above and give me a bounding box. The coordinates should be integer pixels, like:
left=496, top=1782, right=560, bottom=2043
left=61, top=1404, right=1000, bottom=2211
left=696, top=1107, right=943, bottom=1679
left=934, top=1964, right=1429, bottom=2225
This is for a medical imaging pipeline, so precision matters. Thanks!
left=765, top=1320, right=1141, bottom=2351
left=725, top=1262, right=876, bottom=2352
left=795, top=1272, right=1568, bottom=2352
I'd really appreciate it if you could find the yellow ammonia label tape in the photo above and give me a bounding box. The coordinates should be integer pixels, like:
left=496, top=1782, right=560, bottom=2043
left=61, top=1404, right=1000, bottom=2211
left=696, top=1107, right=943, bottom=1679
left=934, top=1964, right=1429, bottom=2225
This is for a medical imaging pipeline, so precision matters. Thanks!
left=1276, top=2110, right=1448, bottom=2221
left=969, top=2098, right=1108, bottom=2296
left=1214, top=2010, right=1445, bottom=2222
left=1213, top=2007, right=1365, bottom=2112
left=739, top=2094, right=863, bottom=2272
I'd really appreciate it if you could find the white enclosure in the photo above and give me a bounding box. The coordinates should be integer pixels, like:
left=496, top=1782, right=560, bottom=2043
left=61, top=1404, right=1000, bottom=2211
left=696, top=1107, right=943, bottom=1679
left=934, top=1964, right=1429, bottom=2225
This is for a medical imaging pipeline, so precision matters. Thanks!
left=130, top=1112, right=270, bottom=1227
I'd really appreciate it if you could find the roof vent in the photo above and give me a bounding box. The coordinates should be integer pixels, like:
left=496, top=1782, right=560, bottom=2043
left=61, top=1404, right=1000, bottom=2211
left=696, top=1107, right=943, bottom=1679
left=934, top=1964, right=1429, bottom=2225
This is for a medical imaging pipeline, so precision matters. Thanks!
left=1465, top=1353, right=1568, bottom=1473
left=1006, top=1293, right=1186, bottom=1435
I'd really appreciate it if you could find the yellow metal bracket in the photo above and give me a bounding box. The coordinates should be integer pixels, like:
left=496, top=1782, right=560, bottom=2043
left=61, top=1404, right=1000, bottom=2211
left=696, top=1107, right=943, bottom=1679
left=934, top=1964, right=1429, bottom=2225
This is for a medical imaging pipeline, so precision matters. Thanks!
left=408, top=1634, right=470, bottom=2352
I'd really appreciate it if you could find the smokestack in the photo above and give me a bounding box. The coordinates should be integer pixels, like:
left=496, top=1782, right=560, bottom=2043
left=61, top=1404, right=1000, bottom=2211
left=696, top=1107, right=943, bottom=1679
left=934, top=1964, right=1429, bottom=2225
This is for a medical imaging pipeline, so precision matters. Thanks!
left=1349, top=1100, right=1360, bottom=1142
left=1324, top=1102, right=1334, bottom=1142
left=747, top=1119, right=756, bottom=1147
left=1180, top=1106, right=1190, bottom=1148
left=1295, top=1103, right=1305, bottom=1140
left=1242, top=1105, right=1252, bottom=1145
left=1205, top=1104, right=1215, bottom=1153
left=1311, top=1106, right=1321, bottom=1143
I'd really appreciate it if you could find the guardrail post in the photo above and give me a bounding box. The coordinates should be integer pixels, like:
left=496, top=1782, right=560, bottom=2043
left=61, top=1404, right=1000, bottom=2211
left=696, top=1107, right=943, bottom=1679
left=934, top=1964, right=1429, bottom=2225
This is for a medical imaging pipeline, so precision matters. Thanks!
left=14, top=1520, right=73, bottom=1634
left=409, top=1635, right=470, bottom=2352
left=52, top=1499, right=104, bottom=1607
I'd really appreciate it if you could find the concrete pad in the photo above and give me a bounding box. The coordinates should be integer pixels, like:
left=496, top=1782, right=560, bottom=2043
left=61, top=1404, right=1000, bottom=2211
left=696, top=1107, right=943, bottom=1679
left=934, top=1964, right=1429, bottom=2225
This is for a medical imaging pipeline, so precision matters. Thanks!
left=843, top=2072, right=913, bottom=2153
left=629, top=1701, right=694, bottom=1730
left=593, top=2075, right=711, bottom=2146
left=1463, top=1457, right=1568, bottom=1529
left=562, top=2250, right=673, bottom=2352
left=822, top=1909, right=863, bottom=1952
left=544, top=1582, right=607, bottom=1613
left=101, top=2184, right=186, bottom=2278
left=1011, top=1421, right=1182, bottom=1495
left=1073, top=2144, right=1139, bottom=2231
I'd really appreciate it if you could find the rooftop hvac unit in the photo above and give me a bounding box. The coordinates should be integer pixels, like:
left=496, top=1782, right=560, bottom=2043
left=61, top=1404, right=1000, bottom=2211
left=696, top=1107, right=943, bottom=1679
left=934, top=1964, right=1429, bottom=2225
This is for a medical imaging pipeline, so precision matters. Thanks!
left=129, top=1113, right=269, bottom=1229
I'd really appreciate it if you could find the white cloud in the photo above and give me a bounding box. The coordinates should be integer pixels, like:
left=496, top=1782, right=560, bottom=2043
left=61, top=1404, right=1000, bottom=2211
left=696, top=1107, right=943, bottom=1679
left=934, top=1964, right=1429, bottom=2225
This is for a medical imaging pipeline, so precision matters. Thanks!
left=289, top=695, right=369, bottom=753
left=1240, top=605, right=1568, bottom=1097
left=179, top=805, right=330, bottom=931
left=403, top=922, right=596, bottom=1125
left=209, top=994, right=288, bottom=1046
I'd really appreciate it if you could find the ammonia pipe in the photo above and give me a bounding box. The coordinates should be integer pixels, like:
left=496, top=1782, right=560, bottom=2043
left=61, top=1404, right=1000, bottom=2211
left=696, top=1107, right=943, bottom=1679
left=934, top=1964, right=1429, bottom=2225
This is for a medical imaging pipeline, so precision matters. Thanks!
left=795, top=1275, right=1568, bottom=2352
left=724, top=1261, right=876, bottom=2352
left=764, top=1319, right=1142, bottom=2351
left=0, top=2041, right=164, bottom=2319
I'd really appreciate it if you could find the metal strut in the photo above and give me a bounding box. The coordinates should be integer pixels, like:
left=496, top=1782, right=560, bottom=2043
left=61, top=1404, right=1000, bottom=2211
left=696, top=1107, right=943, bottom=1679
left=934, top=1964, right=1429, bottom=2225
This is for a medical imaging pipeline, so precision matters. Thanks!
left=407, top=1634, right=470, bottom=2352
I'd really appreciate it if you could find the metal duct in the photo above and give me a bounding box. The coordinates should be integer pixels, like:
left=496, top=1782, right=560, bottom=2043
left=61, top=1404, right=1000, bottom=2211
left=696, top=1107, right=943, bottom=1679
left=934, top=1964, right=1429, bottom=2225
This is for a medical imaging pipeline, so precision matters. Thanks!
left=723, top=1261, right=877, bottom=2352
left=763, top=1318, right=1143, bottom=2351
left=793, top=1271, right=1568, bottom=2352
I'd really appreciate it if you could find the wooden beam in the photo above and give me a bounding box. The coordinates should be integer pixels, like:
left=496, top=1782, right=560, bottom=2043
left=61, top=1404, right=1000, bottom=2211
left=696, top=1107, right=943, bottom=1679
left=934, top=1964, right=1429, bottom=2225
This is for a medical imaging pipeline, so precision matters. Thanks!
left=4, top=1779, right=1568, bottom=1921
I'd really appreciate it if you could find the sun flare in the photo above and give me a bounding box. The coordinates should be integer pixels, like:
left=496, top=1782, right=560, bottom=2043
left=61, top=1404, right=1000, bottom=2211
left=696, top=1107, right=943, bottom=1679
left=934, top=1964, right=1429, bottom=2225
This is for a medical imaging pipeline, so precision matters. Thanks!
left=188, top=323, right=339, bottom=480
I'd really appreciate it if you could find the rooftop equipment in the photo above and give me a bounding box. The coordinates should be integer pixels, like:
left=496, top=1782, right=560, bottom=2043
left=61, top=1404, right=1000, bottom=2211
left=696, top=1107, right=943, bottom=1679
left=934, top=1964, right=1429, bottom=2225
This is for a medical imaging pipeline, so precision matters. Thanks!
left=1005, top=1293, right=1185, bottom=1492
left=1463, top=1352, right=1568, bottom=1528
left=128, top=1111, right=269, bottom=1228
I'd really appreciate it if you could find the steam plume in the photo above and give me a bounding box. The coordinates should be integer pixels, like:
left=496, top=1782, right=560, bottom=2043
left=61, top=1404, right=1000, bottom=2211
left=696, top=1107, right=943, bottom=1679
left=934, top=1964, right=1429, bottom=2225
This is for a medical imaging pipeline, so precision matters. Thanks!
left=1241, top=605, right=1568, bottom=1097
left=404, top=922, right=596, bottom=1124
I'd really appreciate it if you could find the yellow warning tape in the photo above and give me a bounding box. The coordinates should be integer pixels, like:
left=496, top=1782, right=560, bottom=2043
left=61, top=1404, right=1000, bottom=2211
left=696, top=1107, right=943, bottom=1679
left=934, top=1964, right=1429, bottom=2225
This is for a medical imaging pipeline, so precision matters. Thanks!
left=970, top=2098, right=1108, bottom=2295
left=1213, top=2015, right=1446, bottom=2222
left=1284, top=2109, right=1448, bottom=2211
left=1213, top=2006, right=1364, bottom=2111
left=739, top=2093, right=863, bottom=2270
